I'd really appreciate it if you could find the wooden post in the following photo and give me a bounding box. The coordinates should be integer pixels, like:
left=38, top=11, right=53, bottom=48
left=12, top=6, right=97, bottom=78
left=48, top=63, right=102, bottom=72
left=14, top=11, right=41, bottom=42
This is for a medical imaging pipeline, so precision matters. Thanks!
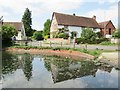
left=74, top=43, right=75, bottom=48
left=39, top=41, right=41, bottom=47
left=68, top=36, right=71, bottom=45
left=73, top=37, right=76, bottom=48
left=85, top=43, right=87, bottom=50
left=50, top=41, right=52, bottom=47
left=31, top=41, right=32, bottom=46
left=25, top=41, right=28, bottom=46
left=61, top=42, right=62, bottom=47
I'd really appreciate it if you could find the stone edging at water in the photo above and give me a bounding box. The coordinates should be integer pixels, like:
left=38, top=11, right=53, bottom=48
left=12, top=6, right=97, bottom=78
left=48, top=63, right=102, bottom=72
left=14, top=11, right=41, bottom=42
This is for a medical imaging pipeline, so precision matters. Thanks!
left=6, top=48, right=95, bottom=60
left=97, top=52, right=119, bottom=68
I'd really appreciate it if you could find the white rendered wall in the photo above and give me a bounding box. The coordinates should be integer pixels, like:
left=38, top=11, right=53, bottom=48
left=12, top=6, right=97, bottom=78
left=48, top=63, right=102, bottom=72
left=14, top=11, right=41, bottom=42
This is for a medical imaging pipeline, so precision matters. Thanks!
left=68, top=26, right=82, bottom=38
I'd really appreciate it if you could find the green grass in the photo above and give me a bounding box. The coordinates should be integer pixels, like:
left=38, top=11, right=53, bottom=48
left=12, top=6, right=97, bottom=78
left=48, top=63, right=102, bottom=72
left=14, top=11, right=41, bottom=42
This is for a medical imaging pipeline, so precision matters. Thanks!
left=12, top=45, right=52, bottom=50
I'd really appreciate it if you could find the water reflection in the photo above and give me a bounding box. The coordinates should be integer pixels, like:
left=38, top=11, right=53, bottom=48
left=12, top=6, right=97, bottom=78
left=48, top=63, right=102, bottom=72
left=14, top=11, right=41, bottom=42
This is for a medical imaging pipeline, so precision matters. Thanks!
left=2, top=52, right=33, bottom=81
left=44, top=57, right=113, bottom=83
left=2, top=52, right=19, bottom=75
left=21, top=53, right=33, bottom=81
left=2, top=52, right=118, bottom=88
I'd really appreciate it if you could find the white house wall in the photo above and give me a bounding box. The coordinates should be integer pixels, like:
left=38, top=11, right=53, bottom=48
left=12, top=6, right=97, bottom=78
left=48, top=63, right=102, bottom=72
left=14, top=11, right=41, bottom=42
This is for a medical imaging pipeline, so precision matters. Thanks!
left=58, top=25, right=64, bottom=29
left=50, top=15, right=58, bottom=33
left=50, top=14, right=58, bottom=38
left=16, top=24, right=27, bottom=40
left=92, top=28, right=100, bottom=33
left=68, top=26, right=82, bottom=38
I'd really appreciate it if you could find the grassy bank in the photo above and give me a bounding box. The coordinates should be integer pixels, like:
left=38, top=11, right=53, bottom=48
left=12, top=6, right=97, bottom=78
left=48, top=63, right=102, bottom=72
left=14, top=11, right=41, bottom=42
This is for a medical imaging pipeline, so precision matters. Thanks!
left=8, top=45, right=116, bottom=58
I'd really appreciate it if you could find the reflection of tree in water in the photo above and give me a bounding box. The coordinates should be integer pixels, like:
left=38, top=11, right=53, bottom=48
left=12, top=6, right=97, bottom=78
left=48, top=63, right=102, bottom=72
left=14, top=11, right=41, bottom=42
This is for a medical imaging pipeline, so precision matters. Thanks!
left=22, top=53, right=33, bottom=81
left=44, top=56, right=113, bottom=83
left=2, top=52, right=33, bottom=81
left=2, top=52, right=19, bottom=75
left=44, top=59, right=51, bottom=71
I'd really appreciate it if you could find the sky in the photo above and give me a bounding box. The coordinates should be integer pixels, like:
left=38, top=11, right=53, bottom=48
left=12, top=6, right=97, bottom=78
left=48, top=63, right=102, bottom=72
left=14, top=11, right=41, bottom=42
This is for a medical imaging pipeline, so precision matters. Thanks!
left=0, top=0, right=119, bottom=30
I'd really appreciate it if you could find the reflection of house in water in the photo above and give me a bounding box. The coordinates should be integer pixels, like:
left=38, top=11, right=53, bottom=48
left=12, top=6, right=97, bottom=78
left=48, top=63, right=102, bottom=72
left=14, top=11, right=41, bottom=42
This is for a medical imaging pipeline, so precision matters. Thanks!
left=45, top=59, right=113, bottom=83
left=50, top=60, right=98, bottom=83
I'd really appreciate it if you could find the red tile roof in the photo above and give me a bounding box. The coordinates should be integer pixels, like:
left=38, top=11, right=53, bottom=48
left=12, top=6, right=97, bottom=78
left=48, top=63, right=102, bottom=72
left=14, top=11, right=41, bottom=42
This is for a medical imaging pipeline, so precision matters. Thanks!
left=98, top=20, right=110, bottom=28
left=53, top=12, right=100, bottom=28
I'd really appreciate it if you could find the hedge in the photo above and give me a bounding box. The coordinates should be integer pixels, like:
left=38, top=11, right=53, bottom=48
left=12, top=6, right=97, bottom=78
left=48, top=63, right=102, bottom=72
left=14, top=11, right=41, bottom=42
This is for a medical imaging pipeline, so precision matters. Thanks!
left=76, top=38, right=108, bottom=44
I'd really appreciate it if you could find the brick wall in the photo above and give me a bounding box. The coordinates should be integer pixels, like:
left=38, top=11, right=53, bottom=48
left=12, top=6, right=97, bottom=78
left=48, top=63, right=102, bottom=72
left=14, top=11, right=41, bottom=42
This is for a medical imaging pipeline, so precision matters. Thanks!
left=100, top=22, right=116, bottom=37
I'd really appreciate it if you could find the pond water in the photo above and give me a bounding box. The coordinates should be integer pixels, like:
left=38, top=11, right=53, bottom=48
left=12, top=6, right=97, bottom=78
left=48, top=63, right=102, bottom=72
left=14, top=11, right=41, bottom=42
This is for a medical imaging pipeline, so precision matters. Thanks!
left=2, top=52, right=119, bottom=88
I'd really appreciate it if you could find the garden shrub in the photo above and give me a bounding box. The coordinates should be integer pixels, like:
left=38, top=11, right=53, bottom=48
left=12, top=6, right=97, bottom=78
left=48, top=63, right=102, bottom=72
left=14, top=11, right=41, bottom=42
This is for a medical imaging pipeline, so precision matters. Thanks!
left=32, top=31, right=43, bottom=41
left=44, top=35, right=50, bottom=40
left=71, top=31, right=77, bottom=39
left=112, top=30, right=120, bottom=38
left=76, top=37, right=109, bottom=44
left=58, top=33, right=69, bottom=39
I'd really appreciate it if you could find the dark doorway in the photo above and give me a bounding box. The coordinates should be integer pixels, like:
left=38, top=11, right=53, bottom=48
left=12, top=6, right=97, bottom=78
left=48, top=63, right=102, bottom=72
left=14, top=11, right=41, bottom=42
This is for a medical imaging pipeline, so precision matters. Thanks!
left=109, top=28, right=111, bottom=35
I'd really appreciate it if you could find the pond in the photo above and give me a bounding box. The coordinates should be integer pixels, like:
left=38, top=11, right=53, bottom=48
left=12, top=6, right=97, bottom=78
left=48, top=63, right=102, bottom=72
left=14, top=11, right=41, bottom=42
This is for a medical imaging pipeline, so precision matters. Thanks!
left=2, top=52, right=119, bottom=88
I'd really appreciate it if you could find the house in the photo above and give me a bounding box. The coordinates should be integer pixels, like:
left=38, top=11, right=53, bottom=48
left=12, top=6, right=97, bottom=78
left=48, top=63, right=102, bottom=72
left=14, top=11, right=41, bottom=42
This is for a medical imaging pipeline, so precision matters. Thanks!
left=2, top=22, right=27, bottom=40
left=50, top=12, right=100, bottom=38
left=50, top=12, right=116, bottom=38
left=99, top=20, right=116, bottom=38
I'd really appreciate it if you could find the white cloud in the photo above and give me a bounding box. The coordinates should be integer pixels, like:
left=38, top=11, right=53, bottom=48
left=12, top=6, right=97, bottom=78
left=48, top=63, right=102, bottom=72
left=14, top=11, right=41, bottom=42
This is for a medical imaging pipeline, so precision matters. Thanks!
left=96, top=0, right=119, bottom=4
left=82, top=0, right=119, bottom=4
left=0, top=0, right=119, bottom=29
left=86, top=4, right=118, bottom=27
left=0, top=0, right=84, bottom=29
left=0, top=0, right=84, bottom=17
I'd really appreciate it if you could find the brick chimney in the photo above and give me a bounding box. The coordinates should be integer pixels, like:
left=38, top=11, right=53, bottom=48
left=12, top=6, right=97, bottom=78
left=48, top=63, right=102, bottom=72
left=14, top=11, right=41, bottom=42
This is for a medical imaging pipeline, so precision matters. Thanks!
left=92, top=15, right=96, bottom=20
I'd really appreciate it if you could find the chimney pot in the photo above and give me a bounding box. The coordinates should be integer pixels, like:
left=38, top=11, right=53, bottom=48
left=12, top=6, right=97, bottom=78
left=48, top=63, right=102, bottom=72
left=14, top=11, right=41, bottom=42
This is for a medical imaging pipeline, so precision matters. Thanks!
left=92, top=15, right=96, bottom=20
left=73, top=13, right=75, bottom=16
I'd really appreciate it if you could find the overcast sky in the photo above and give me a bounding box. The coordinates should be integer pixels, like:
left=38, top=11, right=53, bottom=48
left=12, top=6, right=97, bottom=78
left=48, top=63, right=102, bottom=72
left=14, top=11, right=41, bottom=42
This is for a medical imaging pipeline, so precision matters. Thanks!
left=0, top=0, right=119, bottom=30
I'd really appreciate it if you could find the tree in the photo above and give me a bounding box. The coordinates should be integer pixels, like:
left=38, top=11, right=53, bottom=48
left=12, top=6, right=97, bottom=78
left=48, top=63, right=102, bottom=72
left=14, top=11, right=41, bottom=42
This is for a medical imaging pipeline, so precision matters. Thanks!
left=32, top=31, right=43, bottom=40
left=22, top=8, right=33, bottom=37
left=81, top=28, right=97, bottom=40
left=112, top=29, right=120, bottom=38
left=43, top=19, right=51, bottom=37
left=96, top=32, right=102, bottom=38
left=2, top=25, right=17, bottom=47
left=78, top=28, right=97, bottom=44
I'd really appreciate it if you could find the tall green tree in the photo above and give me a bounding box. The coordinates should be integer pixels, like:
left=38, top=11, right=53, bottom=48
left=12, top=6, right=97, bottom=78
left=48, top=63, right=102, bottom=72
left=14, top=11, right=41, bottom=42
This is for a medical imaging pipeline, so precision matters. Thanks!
left=43, top=19, right=51, bottom=37
left=2, top=25, right=17, bottom=47
left=22, top=8, right=33, bottom=37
